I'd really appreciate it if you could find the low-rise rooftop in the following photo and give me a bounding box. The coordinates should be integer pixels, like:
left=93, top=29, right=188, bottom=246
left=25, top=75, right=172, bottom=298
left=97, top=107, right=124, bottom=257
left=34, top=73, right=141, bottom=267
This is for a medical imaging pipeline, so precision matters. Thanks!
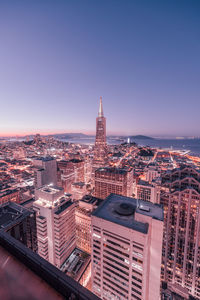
left=0, top=202, right=32, bottom=229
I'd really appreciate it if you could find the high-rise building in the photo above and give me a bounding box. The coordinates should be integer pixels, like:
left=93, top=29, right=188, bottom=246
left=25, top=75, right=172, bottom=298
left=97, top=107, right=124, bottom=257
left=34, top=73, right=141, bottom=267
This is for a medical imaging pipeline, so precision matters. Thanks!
left=92, top=97, right=107, bottom=173
left=75, top=195, right=102, bottom=253
left=57, top=159, right=85, bottom=193
left=161, top=165, right=200, bottom=299
left=94, top=167, right=133, bottom=199
left=91, top=194, right=164, bottom=300
left=33, top=185, right=76, bottom=268
left=33, top=157, right=57, bottom=188
left=0, top=201, right=37, bottom=252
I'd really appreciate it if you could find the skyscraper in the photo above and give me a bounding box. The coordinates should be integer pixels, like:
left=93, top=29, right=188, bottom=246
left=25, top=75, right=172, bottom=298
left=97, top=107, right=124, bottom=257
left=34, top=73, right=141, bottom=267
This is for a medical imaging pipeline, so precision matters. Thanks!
left=161, top=165, right=200, bottom=299
left=92, top=97, right=107, bottom=173
left=91, top=194, right=164, bottom=300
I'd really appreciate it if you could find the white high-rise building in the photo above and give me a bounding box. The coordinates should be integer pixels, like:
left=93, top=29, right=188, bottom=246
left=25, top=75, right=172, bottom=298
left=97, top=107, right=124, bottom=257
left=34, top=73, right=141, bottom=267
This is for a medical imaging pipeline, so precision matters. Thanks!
left=91, top=194, right=163, bottom=300
left=33, top=185, right=76, bottom=268
left=33, top=157, right=57, bottom=188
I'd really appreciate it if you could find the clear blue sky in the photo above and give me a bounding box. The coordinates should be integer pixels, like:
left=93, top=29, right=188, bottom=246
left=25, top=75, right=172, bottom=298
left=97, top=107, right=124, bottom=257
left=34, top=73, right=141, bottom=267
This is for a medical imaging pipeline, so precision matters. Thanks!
left=0, top=0, right=200, bottom=137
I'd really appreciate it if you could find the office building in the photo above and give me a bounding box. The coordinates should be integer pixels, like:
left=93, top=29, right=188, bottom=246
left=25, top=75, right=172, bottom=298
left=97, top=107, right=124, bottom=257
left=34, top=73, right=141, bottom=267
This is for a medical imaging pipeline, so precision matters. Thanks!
left=33, top=157, right=57, bottom=188
left=57, top=159, right=84, bottom=194
left=33, top=185, right=76, bottom=268
left=133, top=179, right=160, bottom=204
left=161, top=165, right=200, bottom=299
left=144, top=164, right=161, bottom=183
left=94, top=167, right=133, bottom=200
left=75, top=195, right=102, bottom=253
left=91, top=194, right=163, bottom=300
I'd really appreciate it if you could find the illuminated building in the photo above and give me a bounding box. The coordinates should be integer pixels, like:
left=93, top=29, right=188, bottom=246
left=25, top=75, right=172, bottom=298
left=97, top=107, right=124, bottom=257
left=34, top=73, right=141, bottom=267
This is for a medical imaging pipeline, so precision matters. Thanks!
left=161, top=165, right=200, bottom=299
left=75, top=195, right=102, bottom=253
left=84, top=156, right=92, bottom=184
left=71, top=182, right=87, bottom=201
left=33, top=185, right=76, bottom=268
left=91, top=194, right=163, bottom=300
left=33, top=157, right=57, bottom=188
left=57, top=159, right=84, bottom=193
left=0, top=188, right=20, bottom=205
left=0, top=201, right=37, bottom=252
left=60, top=248, right=91, bottom=289
left=144, top=164, right=161, bottom=183
left=92, top=97, right=107, bottom=174
left=94, top=167, right=133, bottom=200
left=133, top=179, right=160, bottom=204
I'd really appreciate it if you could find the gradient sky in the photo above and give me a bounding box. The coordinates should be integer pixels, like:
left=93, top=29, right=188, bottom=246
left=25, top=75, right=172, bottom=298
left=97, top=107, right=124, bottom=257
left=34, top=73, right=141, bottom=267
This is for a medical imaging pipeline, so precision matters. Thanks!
left=0, top=0, right=200, bottom=137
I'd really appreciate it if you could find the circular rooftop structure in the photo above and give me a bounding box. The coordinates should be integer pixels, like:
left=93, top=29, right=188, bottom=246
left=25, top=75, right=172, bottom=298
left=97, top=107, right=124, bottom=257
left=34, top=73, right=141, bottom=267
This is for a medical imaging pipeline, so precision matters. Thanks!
left=115, top=202, right=135, bottom=216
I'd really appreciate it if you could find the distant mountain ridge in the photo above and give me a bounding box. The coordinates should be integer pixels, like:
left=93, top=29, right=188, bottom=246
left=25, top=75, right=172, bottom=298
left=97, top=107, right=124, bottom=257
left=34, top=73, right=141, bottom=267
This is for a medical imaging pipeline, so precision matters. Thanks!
left=129, top=135, right=154, bottom=140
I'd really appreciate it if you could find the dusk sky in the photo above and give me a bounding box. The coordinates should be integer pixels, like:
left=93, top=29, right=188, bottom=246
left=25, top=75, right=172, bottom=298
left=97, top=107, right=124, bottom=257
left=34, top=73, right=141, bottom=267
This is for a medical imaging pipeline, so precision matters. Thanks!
left=0, top=0, right=200, bottom=137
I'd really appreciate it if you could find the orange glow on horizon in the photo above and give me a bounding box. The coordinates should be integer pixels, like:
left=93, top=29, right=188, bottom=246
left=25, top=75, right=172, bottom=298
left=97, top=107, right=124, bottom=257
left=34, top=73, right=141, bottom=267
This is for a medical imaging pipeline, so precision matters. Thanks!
left=0, top=130, right=94, bottom=137
left=0, top=129, right=124, bottom=137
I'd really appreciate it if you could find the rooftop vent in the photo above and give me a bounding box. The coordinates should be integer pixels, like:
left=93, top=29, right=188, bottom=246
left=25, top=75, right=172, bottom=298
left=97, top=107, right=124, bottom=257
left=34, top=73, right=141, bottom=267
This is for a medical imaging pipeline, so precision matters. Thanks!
left=139, top=205, right=150, bottom=212
left=115, top=202, right=135, bottom=216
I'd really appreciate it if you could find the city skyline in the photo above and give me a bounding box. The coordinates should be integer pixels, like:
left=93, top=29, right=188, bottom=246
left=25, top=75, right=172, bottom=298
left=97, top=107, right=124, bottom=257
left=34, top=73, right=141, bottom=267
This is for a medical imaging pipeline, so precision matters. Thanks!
left=1, top=0, right=200, bottom=137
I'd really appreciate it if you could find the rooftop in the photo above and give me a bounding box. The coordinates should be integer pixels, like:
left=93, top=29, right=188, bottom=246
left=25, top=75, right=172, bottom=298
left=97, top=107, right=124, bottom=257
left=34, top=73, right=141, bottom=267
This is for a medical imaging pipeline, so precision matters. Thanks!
left=61, top=248, right=90, bottom=281
left=0, top=202, right=32, bottom=230
left=40, top=185, right=63, bottom=194
left=92, top=194, right=163, bottom=234
left=72, top=182, right=85, bottom=187
left=0, top=188, right=18, bottom=198
left=81, top=195, right=103, bottom=206
left=34, top=157, right=55, bottom=162
left=96, top=167, right=128, bottom=175
left=0, top=243, right=63, bottom=300
left=138, top=179, right=154, bottom=187
left=55, top=201, right=74, bottom=215
left=0, top=231, right=100, bottom=300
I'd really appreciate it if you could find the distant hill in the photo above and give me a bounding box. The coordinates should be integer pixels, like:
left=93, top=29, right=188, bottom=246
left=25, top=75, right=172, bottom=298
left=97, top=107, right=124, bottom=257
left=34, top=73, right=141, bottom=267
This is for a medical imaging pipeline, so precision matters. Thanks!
left=53, top=133, right=89, bottom=139
left=129, top=135, right=154, bottom=140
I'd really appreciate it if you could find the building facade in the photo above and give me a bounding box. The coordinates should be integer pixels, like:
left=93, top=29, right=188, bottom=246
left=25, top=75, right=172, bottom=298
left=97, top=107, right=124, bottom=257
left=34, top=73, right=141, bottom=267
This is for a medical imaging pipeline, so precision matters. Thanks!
left=161, top=166, right=200, bottom=299
left=133, top=179, right=160, bottom=204
left=91, top=194, right=164, bottom=300
left=33, top=185, right=76, bottom=268
left=33, top=157, right=57, bottom=188
left=94, top=167, right=133, bottom=200
left=57, top=159, right=85, bottom=193
left=75, top=195, right=102, bottom=253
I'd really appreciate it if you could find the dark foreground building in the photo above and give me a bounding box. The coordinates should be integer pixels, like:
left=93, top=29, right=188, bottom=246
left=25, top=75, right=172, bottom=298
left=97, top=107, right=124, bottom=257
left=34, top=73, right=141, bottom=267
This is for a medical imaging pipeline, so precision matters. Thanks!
left=0, top=230, right=100, bottom=300
left=0, top=201, right=37, bottom=252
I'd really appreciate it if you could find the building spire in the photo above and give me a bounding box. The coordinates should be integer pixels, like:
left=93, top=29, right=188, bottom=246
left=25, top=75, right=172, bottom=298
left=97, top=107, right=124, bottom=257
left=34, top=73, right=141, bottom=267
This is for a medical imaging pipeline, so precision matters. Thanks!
left=98, top=96, right=104, bottom=117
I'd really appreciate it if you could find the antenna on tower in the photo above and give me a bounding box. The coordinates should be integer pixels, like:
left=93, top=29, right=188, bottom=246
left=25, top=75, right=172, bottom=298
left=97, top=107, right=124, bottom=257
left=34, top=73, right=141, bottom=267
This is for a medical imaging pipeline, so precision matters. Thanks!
left=98, top=96, right=104, bottom=117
